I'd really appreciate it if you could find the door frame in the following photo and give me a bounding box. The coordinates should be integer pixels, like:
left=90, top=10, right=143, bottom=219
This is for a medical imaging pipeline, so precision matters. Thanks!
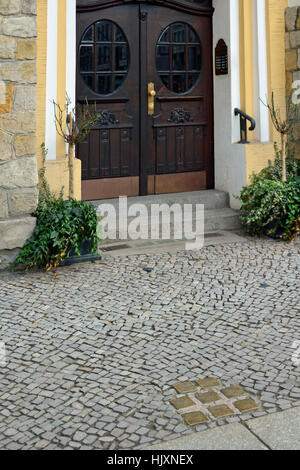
left=76, top=0, right=214, bottom=199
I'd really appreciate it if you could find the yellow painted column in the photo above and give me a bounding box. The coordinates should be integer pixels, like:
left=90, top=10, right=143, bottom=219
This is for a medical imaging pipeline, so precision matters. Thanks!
left=56, top=0, right=67, bottom=159
left=36, top=0, right=48, bottom=169
left=244, top=0, right=288, bottom=183
left=36, top=0, right=76, bottom=199
left=265, top=0, right=288, bottom=141
left=239, top=0, right=254, bottom=140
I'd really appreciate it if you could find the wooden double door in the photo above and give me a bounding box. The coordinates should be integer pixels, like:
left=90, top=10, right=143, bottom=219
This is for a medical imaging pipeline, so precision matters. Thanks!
left=77, top=0, right=214, bottom=200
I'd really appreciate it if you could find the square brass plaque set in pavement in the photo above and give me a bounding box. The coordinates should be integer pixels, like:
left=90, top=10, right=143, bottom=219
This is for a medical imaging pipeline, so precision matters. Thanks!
left=170, top=378, right=259, bottom=425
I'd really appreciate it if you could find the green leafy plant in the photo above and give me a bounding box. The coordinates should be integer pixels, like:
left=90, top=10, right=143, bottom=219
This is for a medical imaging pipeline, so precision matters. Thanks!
left=38, top=143, right=64, bottom=208
left=12, top=143, right=100, bottom=271
left=260, top=141, right=300, bottom=182
left=237, top=173, right=300, bottom=242
left=238, top=88, right=300, bottom=242
left=13, top=198, right=100, bottom=271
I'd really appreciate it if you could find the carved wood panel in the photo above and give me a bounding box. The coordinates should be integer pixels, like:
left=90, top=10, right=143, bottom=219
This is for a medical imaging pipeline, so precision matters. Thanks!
left=154, top=124, right=205, bottom=174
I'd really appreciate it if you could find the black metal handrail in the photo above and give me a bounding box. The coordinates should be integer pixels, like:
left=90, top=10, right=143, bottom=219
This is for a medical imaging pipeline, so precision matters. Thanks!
left=234, top=108, right=256, bottom=144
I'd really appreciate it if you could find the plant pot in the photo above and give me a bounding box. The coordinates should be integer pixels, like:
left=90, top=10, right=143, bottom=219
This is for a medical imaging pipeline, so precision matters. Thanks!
left=60, top=238, right=102, bottom=266
left=263, top=217, right=285, bottom=240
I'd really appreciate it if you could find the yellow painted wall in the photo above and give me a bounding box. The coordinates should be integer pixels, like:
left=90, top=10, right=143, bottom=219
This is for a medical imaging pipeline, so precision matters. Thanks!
left=266, top=0, right=288, bottom=142
left=56, top=0, right=67, bottom=159
left=36, top=0, right=47, bottom=170
left=239, top=0, right=254, bottom=139
left=240, top=0, right=288, bottom=182
left=36, top=0, right=82, bottom=200
left=245, top=143, right=274, bottom=184
left=45, top=158, right=82, bottom=200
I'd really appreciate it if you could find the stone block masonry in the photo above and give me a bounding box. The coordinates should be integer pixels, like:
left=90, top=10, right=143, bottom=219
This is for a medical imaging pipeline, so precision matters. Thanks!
left=0, top=0, right=38, bottom=269
left=286, top=6, right=300, bottom=158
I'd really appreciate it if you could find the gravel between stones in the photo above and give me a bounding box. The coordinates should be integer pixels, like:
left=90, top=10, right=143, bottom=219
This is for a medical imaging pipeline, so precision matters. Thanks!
left=0, top=239, right=299, bottom=450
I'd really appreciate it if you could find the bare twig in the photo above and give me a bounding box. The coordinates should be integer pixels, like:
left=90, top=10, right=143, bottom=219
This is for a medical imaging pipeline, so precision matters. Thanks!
left=260, top=92, right=299, bottom=182
left=52, top=94, right=99, bottom=197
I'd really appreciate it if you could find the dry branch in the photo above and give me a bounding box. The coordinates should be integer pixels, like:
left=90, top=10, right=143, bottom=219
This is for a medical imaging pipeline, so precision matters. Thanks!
left=52, top=95, right=99, bottom=197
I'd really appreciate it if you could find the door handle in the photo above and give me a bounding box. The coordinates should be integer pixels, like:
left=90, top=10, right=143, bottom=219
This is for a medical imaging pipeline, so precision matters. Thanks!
left=148, top=82, right=156, bottom=116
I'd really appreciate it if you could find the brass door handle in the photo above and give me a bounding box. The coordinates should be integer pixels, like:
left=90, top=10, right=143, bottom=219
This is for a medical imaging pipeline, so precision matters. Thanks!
left=148, top=82, right=156, bottom=116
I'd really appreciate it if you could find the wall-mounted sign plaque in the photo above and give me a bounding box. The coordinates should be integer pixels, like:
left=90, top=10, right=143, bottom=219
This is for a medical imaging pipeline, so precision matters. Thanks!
left=215, top=39, right=228, bottom=76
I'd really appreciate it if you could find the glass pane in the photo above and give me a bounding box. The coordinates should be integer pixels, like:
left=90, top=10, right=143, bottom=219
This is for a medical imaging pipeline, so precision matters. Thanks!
left=188, top=26, right=198, bottom=43
left=172, top=23, right=186, bottom=42
left=188, top=74, right=199, bottom=89
left=80, top=20, right=129, bottom=95
left=158, top=27, right=170, bottom=43
left=96, top=45, right=111, bottom=71
left=82, top=74, right=94, bottom=89
left=156, top=45, right=170, bottom=71
left=97, top=75, right=111, bottom=95
left=115, top=45, right=128, bottom=71
left=82, top=26, right=93, bottom=43
left=173, top=74, right=186, bottom=93
left=80, top=45, right=94, bottom=72
left=172, top=45, right=185, bottom=71
left=115, top=74, right=126, bottom=90
left=115, top=26, right=126, bottom=42
left=188, top=46, right=201, bottom=70
left=160, top=75, right=171, bottom=90
left=96, top=21, right=112, bottom=42
left=156, top=22, right=202, bottom=94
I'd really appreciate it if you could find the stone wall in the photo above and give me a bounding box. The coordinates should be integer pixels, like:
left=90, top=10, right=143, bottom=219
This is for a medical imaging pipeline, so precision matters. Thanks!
left=0, top=0, right=38, bottom=269
left=286, top=6, right=300, bottom=158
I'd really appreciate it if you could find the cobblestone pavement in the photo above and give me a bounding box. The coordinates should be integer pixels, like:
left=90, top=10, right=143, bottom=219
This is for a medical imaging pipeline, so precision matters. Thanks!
left=0, top=239, right=299, bottom=450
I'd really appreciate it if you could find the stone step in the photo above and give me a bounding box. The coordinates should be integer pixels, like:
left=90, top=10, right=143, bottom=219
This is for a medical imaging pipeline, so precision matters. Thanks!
left=93, top=189, right=230, bottom=213
left=204, top=208, right=241, bottom=232
left=94, top=190, right=241, bottom=245
left=98, top=207, right=241, bottom=244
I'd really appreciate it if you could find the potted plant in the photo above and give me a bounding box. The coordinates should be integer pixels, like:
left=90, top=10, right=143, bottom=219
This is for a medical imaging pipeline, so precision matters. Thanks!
left=12, top=145, right=101, bottom=271
left=237, top=91, right=300, bottom=242
left=237, top=172, right=300, bottom=241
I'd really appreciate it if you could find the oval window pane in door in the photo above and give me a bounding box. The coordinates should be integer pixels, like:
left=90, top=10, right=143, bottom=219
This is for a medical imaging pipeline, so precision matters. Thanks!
left=160, top=75, right=171, bottom=90
left=96, top=20, right=112, bottom=42
left=156, top=22, right=202, bottom=94
left=82, top=26, right=93, bottom=43
left=188, top=26, right=198, bottom=43
left=96, top=45, right=111, bottom=72
left=172, top=45, right=186, bottom=71
left=172, top=23, right=186, bottom=42
left=188, top=73, right=199, bottom=89
left=97, top=75, right=111, bottom=95
left=115, top=74, right=126, bottom=89
left=80, top=45, right=94, bottom=72
left=82, top=74, right=94, bottom=90
left=157, top=45, right=170, bottom=71
left=115, top=45, right=128, bottom=71
left=188, top=45, right=201, bottom=70
left=173, top=74, right=186, bottom=94
left=79, top=20, right=129, bottom=95
left=115, top=26, right=126, bottom=42
left=158, top=27, right=170, bottom=43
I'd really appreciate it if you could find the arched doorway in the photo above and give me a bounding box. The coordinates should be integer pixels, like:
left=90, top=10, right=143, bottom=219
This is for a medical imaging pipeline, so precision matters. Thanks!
left=76, top=0, right=214, bottom=200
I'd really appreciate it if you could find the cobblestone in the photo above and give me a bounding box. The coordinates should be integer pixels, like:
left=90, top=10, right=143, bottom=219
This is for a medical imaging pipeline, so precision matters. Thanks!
left=0, top=239, right=299, bottom=449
